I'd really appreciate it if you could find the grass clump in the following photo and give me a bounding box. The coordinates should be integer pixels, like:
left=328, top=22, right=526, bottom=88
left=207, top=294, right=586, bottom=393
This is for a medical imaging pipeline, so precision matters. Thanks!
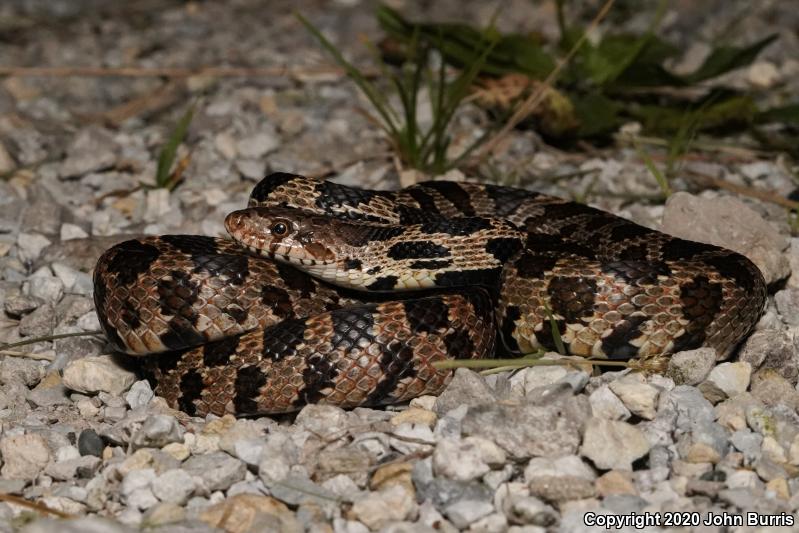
left=297, top=12, right=499, bottom=175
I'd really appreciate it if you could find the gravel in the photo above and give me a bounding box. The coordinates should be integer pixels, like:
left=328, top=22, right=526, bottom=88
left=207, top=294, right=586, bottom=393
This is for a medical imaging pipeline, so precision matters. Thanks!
left=0, top=0, right=797, bottom=530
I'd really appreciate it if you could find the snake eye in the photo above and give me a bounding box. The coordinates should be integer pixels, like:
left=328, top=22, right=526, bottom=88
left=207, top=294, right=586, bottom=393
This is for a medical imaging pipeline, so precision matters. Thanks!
left=271, top=221, right=288, bottom=236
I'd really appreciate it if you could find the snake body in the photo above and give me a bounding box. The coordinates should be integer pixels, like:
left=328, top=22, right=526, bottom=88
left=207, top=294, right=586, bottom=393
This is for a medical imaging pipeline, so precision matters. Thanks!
left=93, top=173, right=766, bottom=416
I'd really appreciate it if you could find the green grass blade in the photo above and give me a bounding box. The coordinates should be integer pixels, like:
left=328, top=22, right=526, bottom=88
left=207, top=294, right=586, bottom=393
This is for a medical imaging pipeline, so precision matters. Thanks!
left=542, top=302, right=567, bottom=355
left=633, top=139, right=671, bottom=198
left=155, top=104, right=195, bottom=189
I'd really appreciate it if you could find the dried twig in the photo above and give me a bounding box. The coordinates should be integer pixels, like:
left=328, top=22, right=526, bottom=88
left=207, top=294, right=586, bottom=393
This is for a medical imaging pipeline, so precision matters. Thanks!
left=0, top=350, right=55, bottom=361
left=0, top=493, right=75, bottom=519
left=0, top=65, right=375, bottom=79
left=686, top=170, right=799, bottom=211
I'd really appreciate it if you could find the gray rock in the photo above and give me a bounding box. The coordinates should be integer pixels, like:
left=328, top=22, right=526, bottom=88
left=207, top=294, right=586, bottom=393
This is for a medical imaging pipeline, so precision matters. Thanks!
left=262, top=474, right=339, bottom=508
left=131, top=414, right=184, bottom=449
left=18, top=303, right=56, bottom=337
left=433, top=436, right=506, bottom=481
left=434, top=368, right=496, bottom=415
left=0, top=357, right=45, bottom=387
left=151, top=469, right=196, bottom=505
left=78, top=429, right=104, bottom=457
left=524, top=455, right=596, bottom=482
left=4, top=294, right=40, bottom=317
left=608, top=373, right=659, bottom=420
left=182, top=452, right=246, bottom=492
left=44, top=455, right=101, bottom=481
left=62, top=355, right=137, bottom=396
left=444, top=500, right=494, bottom=529
left=702, top=362, right=752, bottom=400
left=750, top=369, right=799, bottom=409
left=462, top=388, right=588, bottom=459
left=588, top=385, right=630, bottom=420
left=662, top=192, right=788, bottom=285
left=776, top=289, right=799, bottom=326
left=739, top=329, right=798, bottom=385
left=0, top=433, right=51, bottom=480
left=731, top=430, right=763, bottom=465
left=580, top=418, right=651, bottom=470
left=27, top=275, right=64, bottom=304
left=528, top=475, right=596, bottom=502
left=20, top=517, right=133, bottom=533
left=59, top=126, right=118, bottom=179
left=236, top=129, right=280, bottom=159
left=17, top=232, right=52, bottom=263
left=125, top=380, right=154, bottom=409
left=120, top=468, right=158, bottom=510
left=413, top=458, right=492, bottom=509
left=667, top=348, right=716, bottom=385
left=349, top=485, right=416, bottom=530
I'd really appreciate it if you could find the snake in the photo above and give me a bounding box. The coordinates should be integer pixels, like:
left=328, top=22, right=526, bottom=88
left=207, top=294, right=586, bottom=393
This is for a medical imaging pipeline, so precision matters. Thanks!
left=92, top=172, right=766, bottom=416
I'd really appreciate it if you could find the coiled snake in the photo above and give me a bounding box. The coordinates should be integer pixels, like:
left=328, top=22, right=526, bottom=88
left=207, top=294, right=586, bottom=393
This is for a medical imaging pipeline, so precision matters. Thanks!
left=93, top=173, right=766, bottom=416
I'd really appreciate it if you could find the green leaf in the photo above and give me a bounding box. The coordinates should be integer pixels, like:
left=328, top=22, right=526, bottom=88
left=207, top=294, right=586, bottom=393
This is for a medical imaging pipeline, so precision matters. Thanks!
left=629, top=93, right=759, bottom=134
left=683, top=34, right=777, bottom=83
left=155, top=104, right=194, bottom=189
left=571, top=92, right=622, bottom=137
left=756, top=102, right=799, bottom=125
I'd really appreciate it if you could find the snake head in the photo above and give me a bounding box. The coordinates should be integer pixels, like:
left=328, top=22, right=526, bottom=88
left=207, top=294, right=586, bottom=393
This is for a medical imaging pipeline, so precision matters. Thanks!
left=225, top=206, right=337, bottom=265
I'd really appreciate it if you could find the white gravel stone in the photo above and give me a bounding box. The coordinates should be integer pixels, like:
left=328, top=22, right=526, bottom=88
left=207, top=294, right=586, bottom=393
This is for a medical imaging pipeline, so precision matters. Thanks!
left=182, top=452, right=246, bottom=492
left=667, top=348, right=717, bottom=385
left=77, top=311, right=101, bottom=331
left=17, top=232, right=51, bottom=262
left=524, top=455, right=596, bottom=482
left=0, top=433, right=51, bottom=480
left=445, top=499, right=494, bottom=529
left=151, top=469, right=196, bottom=505
left=349, top=485, right=416, bottom=530
left=60, top=223, right=89, bottom=241
left=236, top=130, right=280, bottom=159
left=62, top=355, right=137, bottom=395
left=121, top=468, right=158, bottom=510
left=433, top=436, right=506, bottom=481
left=588, top=385, right=631, bottom=420
left=580, top=418, right=651, bottom=470
left=608, top=373, right=660, bottom=420
left=704, top=362, right=752, bottom=398
left=131, top=414, right=184, bottom=449
left=125, top=380, right=154, bottom=409
left=27, top=275, right=64, bottom=303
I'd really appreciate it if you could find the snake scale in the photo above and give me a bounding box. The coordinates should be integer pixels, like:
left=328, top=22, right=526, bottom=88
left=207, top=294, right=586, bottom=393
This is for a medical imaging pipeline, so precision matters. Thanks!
left=93, top=173, right=766, bottom=416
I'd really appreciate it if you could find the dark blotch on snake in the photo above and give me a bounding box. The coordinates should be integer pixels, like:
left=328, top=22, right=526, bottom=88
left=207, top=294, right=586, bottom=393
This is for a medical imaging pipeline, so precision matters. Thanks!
left=203, top=336, right=240, bottom=367
left=364, top=341, right=416, bottom=405
left=330, top=306, right=376, bottom=351
left=602, top=261, right=671, bottom=287
left=344, top=258, right=362, bottom=270
left=434, top=268, right=503, bottom=289
left=178, top=369, right=205, bottom=416
left=233, top=366, right=269, bottom=414
left=276, top=263, right=316, bottom=298
left=485, top=184, right=543, bottom=218
left=261, top=286, right=296, bottom=320
left=547, top=275, right=597, bottom=324
left=513, top=250, right=559, bottom=280
left=499, top=305, right=522, bottom=353
left=600, top=315, right=649, bottom=359
left=388, top=241, right=450, bottom=260
left=660, top=238, right=718, bottom=262
left=486, top=237, right=524, bottom=263
left=261, top=319, right=307, bottom=360
left=409, top=259, right=453, bottom=270
left=671, top=275, right=723, bottom=352
left=249, top=172, right=303, bottom=203
left=419, top=216, right=492, bottom=237
left=443, top=329, right=476, bottom=359
left=403, top=297, right=450, bottom=334
left=367, top=276, right=399, bottom=291
left=296, top=353, right=340, bottom=407
left=104, top=239, right=160, bottom=286
left=417, top=181, right=476, bottom=216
